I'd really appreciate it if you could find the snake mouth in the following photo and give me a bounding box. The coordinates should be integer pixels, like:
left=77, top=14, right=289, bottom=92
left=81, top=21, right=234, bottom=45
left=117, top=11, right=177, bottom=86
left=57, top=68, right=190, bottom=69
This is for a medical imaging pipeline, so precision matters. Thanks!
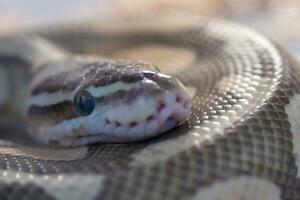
left=154, top=92, right=190, bottom=130
left=33, top=91, right=191, bottom=147
left=58, top=96, right=189, bottom=146
left=90, top=90, right=191, bottom=142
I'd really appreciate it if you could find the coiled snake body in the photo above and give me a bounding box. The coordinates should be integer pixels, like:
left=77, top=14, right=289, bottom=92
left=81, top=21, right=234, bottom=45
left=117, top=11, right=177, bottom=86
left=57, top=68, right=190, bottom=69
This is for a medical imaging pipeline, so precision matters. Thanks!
left=0, top=17, right=300, bottom=200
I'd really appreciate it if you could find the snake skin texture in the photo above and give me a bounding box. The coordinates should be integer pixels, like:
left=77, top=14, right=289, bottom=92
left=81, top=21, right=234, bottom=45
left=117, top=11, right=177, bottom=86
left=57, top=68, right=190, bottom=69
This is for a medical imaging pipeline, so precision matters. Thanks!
left=1, top=17, right=300, bottom=199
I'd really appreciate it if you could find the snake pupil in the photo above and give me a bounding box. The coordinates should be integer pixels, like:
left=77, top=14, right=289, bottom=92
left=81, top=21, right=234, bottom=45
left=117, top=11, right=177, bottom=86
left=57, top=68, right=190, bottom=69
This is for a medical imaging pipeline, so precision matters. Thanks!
left=74, top=90, right=95, bottom=116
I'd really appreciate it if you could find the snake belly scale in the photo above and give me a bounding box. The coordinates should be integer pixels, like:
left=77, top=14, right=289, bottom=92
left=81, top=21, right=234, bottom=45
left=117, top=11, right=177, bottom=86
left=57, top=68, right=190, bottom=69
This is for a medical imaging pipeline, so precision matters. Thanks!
left=0, top=16, right=300, bottom=199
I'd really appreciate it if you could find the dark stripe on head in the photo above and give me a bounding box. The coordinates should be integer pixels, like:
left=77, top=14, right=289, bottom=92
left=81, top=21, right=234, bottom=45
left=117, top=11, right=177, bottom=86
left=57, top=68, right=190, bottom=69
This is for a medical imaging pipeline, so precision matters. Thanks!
left=31, top=58, right=160, bottom=95
left=94, top=87, right=160, bottom=105
left=31, top=59, right=90, bottom=95
left=95, top=90, right=128, bottom=105
left=28, top=101, right=78, bottom=125
left=28, top=84, right=165, bottom=127
left=0, top=55, right=31, bottom=68
left=28, top=90, right=134, bottom=126
left=28, top=90, right=137, bottom=126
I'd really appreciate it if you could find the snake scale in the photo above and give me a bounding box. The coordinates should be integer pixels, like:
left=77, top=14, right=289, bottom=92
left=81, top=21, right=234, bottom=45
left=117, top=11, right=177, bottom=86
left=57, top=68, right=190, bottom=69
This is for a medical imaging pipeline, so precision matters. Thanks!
left=0, top=16, right=300, bottom=200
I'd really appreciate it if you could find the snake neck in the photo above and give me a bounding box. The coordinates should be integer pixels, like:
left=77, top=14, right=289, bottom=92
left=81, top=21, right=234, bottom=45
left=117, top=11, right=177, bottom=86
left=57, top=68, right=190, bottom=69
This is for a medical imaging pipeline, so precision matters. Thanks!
left=0, top=36, right=68, bottom=123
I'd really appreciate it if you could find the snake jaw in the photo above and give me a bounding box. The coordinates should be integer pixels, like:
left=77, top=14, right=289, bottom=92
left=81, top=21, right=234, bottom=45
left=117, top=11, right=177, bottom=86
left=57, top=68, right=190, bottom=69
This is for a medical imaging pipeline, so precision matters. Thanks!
left=86, top=77, right=191, bottom=143
left=41, top=77, right=190, bottom=146
left=27, top=58, right=191, bottom=146
left=152, top=91, right=191, bottom=134
left=86, top=95, right=190, bottom=143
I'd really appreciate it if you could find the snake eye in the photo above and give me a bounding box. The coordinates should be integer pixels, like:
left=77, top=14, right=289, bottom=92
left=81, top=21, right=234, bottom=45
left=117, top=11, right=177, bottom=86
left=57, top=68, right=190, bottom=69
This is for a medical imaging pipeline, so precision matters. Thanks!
left=73, top=90, right=95, bottom=116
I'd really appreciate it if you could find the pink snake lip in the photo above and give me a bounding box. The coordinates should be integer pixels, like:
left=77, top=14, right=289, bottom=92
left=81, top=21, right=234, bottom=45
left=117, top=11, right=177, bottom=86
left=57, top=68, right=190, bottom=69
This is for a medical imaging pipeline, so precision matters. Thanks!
left=138, top=93, right=190, bottom=141
left=103, top=93, right=190, bottom=130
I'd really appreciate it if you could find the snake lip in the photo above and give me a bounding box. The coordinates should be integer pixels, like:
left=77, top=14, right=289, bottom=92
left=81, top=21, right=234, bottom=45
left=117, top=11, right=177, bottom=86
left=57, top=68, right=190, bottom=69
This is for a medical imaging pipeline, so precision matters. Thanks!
left=154, top=92, right=191, bottom=132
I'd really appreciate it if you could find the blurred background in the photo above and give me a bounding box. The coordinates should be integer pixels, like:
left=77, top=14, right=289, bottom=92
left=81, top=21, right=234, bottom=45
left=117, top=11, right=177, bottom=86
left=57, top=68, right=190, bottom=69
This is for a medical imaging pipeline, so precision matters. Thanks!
left=0, top=0, right=300, bottom=58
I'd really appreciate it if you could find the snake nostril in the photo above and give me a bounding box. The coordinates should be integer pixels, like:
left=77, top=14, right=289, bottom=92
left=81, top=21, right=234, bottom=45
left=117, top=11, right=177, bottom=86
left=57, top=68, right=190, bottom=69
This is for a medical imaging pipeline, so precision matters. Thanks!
left=176, top=96, right=181, bottom=103
left=167, top=116, right=173, bottom=121
left=105, top=118, right=110, bottom=124
left=115, top=121, right=122, bottom=127
left=157, top=101, right=166, bottom=112
left=146, top=115, right=155, bottom=121
left=129, top=121, right=138, bottom=127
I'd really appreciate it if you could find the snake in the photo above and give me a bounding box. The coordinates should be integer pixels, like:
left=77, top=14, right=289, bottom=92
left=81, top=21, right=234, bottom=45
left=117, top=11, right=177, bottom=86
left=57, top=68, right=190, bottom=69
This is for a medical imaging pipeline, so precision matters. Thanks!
left=0, top=16, right=300, bottom=200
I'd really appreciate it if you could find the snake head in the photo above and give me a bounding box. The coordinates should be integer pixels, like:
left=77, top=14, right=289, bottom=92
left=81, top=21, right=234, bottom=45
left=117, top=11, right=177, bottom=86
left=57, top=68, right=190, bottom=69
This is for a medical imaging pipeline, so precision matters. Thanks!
left=27, top=58, right=191, bottom=146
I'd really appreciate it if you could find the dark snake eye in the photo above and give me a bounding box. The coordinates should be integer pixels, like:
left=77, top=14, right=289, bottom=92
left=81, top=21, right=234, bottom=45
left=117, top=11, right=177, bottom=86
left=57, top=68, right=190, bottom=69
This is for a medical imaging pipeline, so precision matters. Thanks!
left=73, top=90, right=95, bottom=116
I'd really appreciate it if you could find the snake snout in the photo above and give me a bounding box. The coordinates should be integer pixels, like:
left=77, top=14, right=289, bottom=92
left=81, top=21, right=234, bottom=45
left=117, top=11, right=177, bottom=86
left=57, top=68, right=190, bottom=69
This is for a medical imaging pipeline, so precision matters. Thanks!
left=155, top=84, right=191, bottom=132
left=90, top=75, right=191, bottom=142
left=136, top=75, right=191, bottom=138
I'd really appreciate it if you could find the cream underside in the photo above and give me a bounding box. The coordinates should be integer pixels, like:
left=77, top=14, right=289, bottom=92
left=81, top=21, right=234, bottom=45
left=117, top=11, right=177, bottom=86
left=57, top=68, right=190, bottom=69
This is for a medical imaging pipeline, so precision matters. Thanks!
left=285, top=94, right=300, bottom=178
left=0, top=169, right=103, bottom=200
left=189, top=176, right=280, bottom=200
